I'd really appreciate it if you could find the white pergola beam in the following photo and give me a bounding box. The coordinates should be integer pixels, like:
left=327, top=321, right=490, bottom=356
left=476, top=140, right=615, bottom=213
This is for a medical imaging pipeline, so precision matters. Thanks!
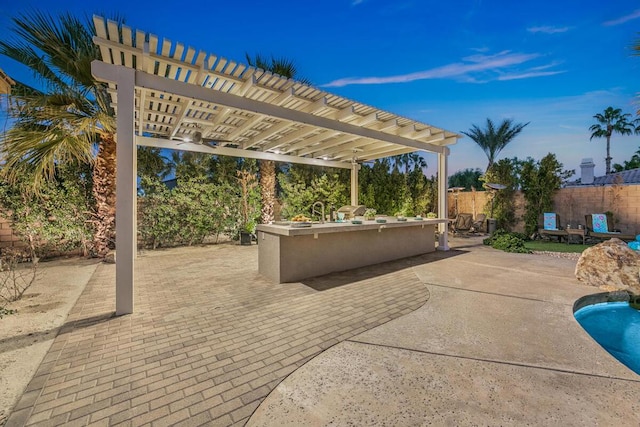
left=284, top=130, right=340, bottom=154
left=261, top=126, right=316, bottom=151
left=376, top=118, right=398, bottom=131
left=302, top=135, right=362, bottom=158
left=137, top=136, right=352, bottom=169
left=243, top=120, right=291, bottom=149
left=226, top=114, right=264, bottom=140
left=398, top=124, right=416, bottom=137
left=356, top=112, right=379, bottom=127
left=337, top=106, right=355, bottom=121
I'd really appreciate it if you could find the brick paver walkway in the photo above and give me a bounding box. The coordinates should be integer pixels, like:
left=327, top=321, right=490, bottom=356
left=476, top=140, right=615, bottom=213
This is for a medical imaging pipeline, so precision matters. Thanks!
left=7, top=243, right=430, bottom=426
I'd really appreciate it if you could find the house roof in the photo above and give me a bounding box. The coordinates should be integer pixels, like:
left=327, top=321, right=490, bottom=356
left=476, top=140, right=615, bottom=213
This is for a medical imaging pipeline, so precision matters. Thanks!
left=91, top=16, right=459, bottom=169
left=567, top=167, right=640, bottom=186
left=0, top=68, right=15, bottom=95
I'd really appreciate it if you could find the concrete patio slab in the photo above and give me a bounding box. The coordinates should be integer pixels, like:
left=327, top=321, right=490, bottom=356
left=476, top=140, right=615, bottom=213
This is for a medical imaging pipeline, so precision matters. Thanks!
left=248, top=340, right=640, bottom=427
left=249, top=237, right=640, bottom=426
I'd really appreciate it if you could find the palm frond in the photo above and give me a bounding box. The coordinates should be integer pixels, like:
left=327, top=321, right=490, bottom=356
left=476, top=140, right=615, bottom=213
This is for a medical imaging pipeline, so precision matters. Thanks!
left=462, top=118, right=528, bottom=169
left=245, top=52, right=312, bottom=85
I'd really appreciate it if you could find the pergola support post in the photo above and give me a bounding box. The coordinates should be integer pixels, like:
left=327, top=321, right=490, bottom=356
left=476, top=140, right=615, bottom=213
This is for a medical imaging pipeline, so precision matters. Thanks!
left=437, top=148, right=450, bottom=251
left=115, top=67, right=136, bottom=315
left=350, top=161, right=359, bottom=206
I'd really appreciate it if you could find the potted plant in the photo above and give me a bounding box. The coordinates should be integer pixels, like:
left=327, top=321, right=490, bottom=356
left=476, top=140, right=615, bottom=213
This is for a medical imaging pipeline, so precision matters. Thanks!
left=364, top=208, right=377, bottom=220
left=237, top=170, right=258, bottom=245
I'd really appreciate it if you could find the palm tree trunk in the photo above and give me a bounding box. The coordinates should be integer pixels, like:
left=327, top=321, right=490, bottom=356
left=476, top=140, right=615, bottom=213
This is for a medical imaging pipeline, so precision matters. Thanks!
left=605, top=135, right=612, bottom=174
left=92, top=134, right=117, bottom=257
left=260, top=160, right=276, bottom=223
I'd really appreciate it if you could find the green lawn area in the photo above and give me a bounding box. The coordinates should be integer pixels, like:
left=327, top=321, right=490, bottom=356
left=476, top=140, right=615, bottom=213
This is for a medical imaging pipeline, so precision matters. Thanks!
left=524, top=241, right=590, bottom=253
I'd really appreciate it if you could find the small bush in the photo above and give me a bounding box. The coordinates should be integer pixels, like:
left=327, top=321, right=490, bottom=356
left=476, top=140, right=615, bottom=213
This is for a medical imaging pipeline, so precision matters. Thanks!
left=0, top=248, right=38, bottom=316
left=483, top=230, right=531, bottom=253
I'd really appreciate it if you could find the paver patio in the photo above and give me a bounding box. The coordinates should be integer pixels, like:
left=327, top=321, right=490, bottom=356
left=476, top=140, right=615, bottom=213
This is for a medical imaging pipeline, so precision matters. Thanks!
left=6, top=243, right=437, bottom=426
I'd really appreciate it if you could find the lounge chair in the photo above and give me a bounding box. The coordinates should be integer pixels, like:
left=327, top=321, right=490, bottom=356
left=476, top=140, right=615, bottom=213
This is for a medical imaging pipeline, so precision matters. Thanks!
left=538, top=212, right=567, bottom=242
left=585, top=213, right=636, bottom=242
left=450, top=213, right=474, bottom=234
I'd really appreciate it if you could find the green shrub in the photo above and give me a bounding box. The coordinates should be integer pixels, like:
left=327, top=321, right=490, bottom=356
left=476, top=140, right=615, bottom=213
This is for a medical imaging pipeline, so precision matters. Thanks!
left=0, top=164, right=93, bottom=258
left=483, top=230, right=531, bottom=253
left=138, top=176, right=249, bottom=248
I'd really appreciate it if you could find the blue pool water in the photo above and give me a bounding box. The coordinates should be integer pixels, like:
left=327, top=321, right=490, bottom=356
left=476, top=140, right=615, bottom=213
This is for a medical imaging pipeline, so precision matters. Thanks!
left=574, top=301, right=640, bottom=375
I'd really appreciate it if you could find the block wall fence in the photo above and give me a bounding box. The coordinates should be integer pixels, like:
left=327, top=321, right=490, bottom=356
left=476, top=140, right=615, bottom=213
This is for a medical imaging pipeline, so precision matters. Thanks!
left=448, top=184, right=640, bottom=234
left=0, top=215, right=26, bottom=250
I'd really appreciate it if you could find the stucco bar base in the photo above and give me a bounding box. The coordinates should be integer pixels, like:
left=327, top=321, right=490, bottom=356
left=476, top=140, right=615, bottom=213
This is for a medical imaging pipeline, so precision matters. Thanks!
left=257, top=220, right=442, bottom=283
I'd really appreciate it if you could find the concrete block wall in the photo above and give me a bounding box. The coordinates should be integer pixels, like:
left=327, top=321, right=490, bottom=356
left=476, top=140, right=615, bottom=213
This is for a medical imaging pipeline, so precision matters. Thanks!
left=448, top=185, right=640, bottom=234
left=0, top=215, right=26, bottom=250
left=554, top=186, right=640, bottom=234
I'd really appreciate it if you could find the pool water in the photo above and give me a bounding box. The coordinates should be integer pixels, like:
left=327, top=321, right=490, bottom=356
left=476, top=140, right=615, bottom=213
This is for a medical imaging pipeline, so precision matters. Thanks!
left=574, top=301, right=640, bottom=375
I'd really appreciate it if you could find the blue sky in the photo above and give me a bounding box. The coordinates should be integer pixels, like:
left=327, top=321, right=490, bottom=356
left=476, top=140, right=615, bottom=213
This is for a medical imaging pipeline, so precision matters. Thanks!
left=1, top=0, right=639, bottom=177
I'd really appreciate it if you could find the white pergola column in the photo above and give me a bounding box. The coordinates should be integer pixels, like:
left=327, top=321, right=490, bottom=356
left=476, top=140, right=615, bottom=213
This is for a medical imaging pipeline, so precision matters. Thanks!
left=350, top=161, right=359, bottom=206
left=115, top=67, right=136, bottom=315
left=437, top=147, right=450, bottom=251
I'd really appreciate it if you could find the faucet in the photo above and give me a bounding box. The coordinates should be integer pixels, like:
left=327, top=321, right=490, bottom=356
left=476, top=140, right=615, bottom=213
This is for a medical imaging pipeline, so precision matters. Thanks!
left=312, top=201, right=325, bottom=223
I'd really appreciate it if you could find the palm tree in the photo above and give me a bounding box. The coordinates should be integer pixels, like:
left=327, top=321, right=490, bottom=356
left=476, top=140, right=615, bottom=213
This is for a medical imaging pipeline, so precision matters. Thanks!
left=246, top=53, right=311, bottom=223
left=461, top=118, right=529, bottom=171
left=391, top=153, right=427, bottom=175
left=0, top=11, right=119, bottom=256
left=589, top=107, right=634, bottom=174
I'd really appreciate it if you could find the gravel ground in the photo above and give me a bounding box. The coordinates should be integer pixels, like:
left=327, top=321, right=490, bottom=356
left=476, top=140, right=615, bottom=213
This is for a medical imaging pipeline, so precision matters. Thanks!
left=0, top=258, right=98, bottom=426
left=532, top=250, right=582, bottom=261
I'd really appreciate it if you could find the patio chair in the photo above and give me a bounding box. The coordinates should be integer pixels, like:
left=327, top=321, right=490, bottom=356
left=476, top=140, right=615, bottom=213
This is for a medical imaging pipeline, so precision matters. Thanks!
left=471, top=213, right=486, bottom=233
left=538, top=212, right=567, bottom=242
left=450, top=213, right=474, bottom=235
left=585, top=213, right=636, bottom=242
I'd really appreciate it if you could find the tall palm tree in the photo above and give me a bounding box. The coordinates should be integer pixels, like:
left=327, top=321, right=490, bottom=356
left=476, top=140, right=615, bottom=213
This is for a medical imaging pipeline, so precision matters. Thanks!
left=246, top=53, right=311, bottom=223
left=589, top=107, right=634, bottom=174
left=391, top=153, right=427, bottom=175
left=634, top=35, right=640, bottom=116
left=462, top=118, right=529, bottom=171
left=0, top=11, right=119, bottom=256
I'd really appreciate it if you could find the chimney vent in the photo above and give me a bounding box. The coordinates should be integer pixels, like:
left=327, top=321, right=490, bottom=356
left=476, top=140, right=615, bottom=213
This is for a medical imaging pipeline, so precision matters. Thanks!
left=580, top=158, right=595, bottom=185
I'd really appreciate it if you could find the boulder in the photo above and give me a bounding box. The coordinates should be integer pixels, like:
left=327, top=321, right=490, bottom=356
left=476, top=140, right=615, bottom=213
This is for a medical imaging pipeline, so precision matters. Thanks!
left=575, top=238, right=640, bottom=293
left=104, top=250, right=116, bottom=264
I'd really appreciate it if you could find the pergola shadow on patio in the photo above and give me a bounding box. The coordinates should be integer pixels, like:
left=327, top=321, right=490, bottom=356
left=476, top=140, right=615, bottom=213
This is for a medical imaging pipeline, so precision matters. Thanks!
left=89, top=15, right=459, bottom=315
left=6, top=244, right=433, bottom=426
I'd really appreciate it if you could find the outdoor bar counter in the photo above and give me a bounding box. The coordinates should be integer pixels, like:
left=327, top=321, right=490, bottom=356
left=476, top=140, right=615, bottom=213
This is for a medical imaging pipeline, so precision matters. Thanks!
left=257, top=218, right=448, bottom=283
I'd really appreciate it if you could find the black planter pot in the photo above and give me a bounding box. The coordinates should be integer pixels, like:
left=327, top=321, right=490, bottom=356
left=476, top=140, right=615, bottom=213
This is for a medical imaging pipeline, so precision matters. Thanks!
left=240, top=232, right=252, bottom=245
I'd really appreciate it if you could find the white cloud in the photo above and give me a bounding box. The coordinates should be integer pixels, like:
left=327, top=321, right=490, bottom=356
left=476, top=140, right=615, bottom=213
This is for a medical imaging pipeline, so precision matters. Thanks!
left=603, top=9, right=640, bottom=26
left=322, top=51, right=561, bottom=87
left=498, top=70, right=566, bottom=81
left=527, top=25, right=571, bottom=34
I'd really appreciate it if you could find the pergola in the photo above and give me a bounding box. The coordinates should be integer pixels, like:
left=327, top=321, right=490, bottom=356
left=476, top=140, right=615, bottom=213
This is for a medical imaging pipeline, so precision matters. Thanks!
left=90, top=16, right=460, bottom=315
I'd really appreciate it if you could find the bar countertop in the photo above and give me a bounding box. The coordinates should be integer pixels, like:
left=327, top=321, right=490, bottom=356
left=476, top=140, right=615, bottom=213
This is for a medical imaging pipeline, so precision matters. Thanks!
left=257, top=217, right=449, bottom=237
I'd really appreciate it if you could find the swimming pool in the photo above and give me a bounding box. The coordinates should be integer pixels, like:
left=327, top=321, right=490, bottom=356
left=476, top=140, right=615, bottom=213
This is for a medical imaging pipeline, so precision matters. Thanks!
left=574, top=301, right=640, bottom=375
